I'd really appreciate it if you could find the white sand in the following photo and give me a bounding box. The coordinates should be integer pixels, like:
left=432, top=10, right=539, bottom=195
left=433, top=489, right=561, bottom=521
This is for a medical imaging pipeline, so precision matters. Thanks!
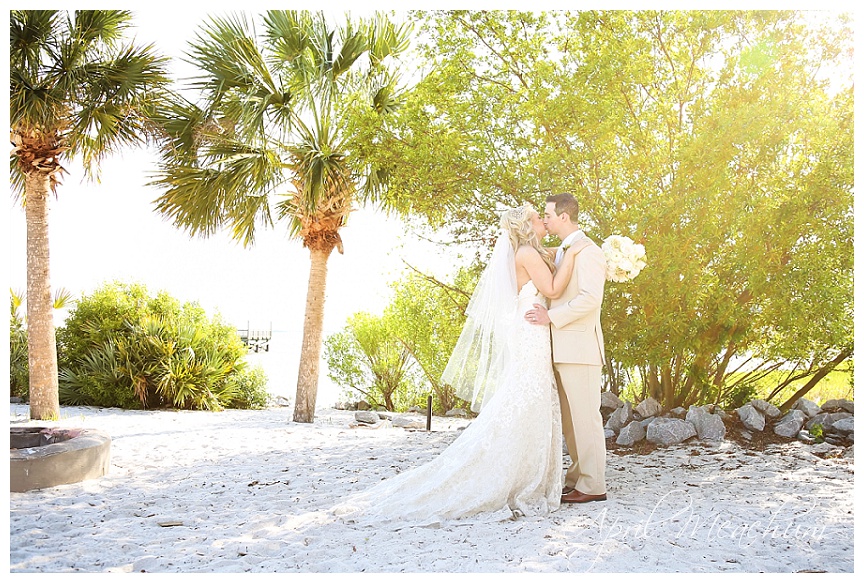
left=7, top=404, right=854, bottom=573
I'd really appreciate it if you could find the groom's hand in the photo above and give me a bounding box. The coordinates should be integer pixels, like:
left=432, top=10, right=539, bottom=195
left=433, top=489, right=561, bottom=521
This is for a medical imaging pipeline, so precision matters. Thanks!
left=525, top=303, right=551, bottom=325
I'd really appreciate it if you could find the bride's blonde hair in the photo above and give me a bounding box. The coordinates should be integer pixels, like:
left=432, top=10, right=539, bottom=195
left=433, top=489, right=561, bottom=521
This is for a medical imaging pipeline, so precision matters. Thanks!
left=499, top=205, right=556, bottom=273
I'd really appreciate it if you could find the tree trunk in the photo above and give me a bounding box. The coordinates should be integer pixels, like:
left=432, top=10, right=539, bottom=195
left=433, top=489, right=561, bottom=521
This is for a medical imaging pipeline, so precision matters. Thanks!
left=24, top=171, right=60, bottom=420
left=293, top=247, right=333, bottom=423
left=778, top=348, right=853, bottom=413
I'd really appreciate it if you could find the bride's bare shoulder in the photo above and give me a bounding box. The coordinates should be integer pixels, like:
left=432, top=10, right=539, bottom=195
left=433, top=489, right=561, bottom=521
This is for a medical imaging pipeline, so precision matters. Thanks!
left=515, top=245, right=540, bottom=257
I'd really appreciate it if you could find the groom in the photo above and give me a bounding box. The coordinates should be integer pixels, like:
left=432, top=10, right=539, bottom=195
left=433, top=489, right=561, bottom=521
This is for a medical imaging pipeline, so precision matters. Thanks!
left=526, top=193, right=607, bottom=504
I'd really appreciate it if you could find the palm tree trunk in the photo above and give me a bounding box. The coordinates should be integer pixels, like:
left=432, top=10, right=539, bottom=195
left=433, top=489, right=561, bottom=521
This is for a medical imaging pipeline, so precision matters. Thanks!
left=24, top=172, right=60, bottom=420
left=293, top=247, right=333, bottom=423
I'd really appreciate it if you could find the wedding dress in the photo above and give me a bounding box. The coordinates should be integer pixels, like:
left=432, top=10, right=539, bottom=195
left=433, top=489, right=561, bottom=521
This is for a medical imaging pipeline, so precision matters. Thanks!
left=332, top=280, right=562, bottom=526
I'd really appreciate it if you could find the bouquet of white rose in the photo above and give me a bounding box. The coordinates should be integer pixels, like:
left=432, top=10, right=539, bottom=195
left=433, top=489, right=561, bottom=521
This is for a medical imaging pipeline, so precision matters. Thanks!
left=602, top=235, right=647, bottom=282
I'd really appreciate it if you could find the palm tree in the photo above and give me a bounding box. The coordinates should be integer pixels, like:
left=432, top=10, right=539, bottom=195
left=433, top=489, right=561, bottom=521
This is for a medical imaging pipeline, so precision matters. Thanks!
left=10, top=10, right=171, bottom=420
left=152, top=11, right=412, bottom=423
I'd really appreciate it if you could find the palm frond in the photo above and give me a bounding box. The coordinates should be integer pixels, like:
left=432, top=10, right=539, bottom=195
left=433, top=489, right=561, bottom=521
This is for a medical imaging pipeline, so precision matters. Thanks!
left=186, top=13, right=291, bottom=140
left=70, top=10, right=132, bottom=47
left=287, top=114, right=351, bottom=216
left=10, top=158, right=26, bottom=200
left=10, top=10, right=60, bottom=76
left=332, top=31, right=367, bottom=78
left=263, top=10, right=314, bottom=65
left=68, top=43, right=170, bottom=174
left=53, top=287, right=75, bottom=309
left=152, top=137, right=279, bottom=246
left=365, top=12, right=413, bottom=67
left=152, top=94, right=209, bottom=163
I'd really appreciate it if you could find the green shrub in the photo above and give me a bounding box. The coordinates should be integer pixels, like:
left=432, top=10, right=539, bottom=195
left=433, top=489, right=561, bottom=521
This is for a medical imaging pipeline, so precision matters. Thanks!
left=227, top=365, right=270, bottom=409
left=324, top=312, right=419, bottom=412
left=722, top=383, right=759, bottom=411
left=10, top=292, right=29, bottom=399
left=809, top=423, right=825, bottom=443
left=57, top=282, right=268, bottom=410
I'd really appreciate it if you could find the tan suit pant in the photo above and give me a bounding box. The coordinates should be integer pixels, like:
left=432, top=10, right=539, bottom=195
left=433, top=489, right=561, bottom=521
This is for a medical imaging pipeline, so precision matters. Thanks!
left=555, top=363, right=606, bottom=495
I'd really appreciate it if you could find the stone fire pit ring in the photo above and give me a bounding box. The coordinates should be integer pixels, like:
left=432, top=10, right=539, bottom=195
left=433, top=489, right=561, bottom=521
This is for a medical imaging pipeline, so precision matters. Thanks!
left=10, top=427, right=111, bottom=492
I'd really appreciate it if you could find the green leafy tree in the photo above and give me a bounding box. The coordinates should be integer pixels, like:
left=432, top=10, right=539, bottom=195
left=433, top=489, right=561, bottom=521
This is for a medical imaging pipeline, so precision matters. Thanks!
left=324, top=312, right=416, bottom=411
left=325, top=266, right=478, bottom=415
left=10, top=10, right=171, bottom=419
left=386, top=267, right=478, bottom=414
left=366, top=10, right=853, bottom=410
left=152, top=10, right=413, bottom=423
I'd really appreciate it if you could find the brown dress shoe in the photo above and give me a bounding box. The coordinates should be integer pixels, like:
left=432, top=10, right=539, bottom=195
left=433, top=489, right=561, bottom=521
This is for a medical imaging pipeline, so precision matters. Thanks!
left=560, top=489, right=607, bottom=504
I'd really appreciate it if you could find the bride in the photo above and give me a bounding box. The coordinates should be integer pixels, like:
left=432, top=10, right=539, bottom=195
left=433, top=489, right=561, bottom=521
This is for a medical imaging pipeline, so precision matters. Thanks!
left=333, top=205, right=583, bottom=525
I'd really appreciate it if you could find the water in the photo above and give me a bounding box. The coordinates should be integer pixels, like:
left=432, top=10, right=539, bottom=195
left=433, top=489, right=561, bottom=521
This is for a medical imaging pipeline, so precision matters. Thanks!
left=242, top=329, right=342, bottom=411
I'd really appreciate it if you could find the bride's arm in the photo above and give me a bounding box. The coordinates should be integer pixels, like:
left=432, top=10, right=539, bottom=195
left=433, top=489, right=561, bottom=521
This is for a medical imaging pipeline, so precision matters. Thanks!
left=516, top=246, right=574, bottom=299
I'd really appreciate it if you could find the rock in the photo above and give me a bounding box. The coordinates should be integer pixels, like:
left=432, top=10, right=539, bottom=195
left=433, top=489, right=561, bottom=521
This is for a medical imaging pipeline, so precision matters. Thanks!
left=669, top=407, right=687, bottom=419
left=794, top=398, right=822, bottom=418
left=616, top=420, right=646, bottom=447
left=646, top=418, right=697, bottom=447
left=354, top=411, right=380, bottom=424
left=843, top=445, right=854, bottom=459
left=445, top=408, right=469, bottom=418
left=357, top=400, right=371, bottom=411
left=10, top=396, right=23, bottom=404
left=821, top=399, right=854, bottom=414
left=604, top=428, right=616, bottom=439
left=796, top=430, right=816, bottom=444
left=737, top=404, right=766, bottom=432
left=605, top=401, right=633, bottom=432
left=600, top=391, right=624, bottom=410
left=750, top=399, right=781, bottom=418
left=686, top=406, right=726, bottom=441
left=350, top=419, right=392, bottom=430
left=810, top=442, right=842, bottom=456
left=391, top=416, right=426, bottom=429
left=377, top=411, right=394, bottom=421
left=805, top=411, right=852, bottom=432
left=635, top=397, right=663, bottom=419
left=716, top=408, right=733, bottom=422
left=774, top=410, right=808, bottom=438
left=824, top=436, right=845, bottom=446
left=408, top=406, right=420, bottom=413
left=639, top=417, right=655, bottom=429
left=269, top=395, right=291, bottom=408
left=740, top=429, right=753, bottom=441
left=832, top=417, right=855, bottom=434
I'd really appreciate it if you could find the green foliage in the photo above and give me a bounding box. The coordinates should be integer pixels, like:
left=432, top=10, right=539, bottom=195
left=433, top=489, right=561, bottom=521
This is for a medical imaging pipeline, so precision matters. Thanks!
left=9, top=287, right=76, bottom=400
left=748, top=364, right=853, bottom=408
left=57, top=282, right=267, bottom=410
left=9, top=9, right=172, bottom=190
left=226, top=365, right=271, bottom=410
left=325, top=266, right=479, bottom=414
left=325, top=312, right=418, bottom=411
left=386, top=268, right=479, bottom=414
left=369, top=10, right=853, bottom=409
left=809, top=423, right=824, bottom=442
left=721, top=384, right=759, bottom=411
left=10, top=290, right=29, bottom=398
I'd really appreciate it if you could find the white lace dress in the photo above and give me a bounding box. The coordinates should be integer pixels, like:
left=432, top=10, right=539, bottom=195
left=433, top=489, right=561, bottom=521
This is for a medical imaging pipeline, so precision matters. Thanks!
left=333, top=282, right=562, bottom=525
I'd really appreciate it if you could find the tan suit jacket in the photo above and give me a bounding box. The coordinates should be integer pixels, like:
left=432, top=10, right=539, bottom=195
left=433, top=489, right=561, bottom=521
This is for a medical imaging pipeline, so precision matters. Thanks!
left=547, top=237, right=606, bottom=366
